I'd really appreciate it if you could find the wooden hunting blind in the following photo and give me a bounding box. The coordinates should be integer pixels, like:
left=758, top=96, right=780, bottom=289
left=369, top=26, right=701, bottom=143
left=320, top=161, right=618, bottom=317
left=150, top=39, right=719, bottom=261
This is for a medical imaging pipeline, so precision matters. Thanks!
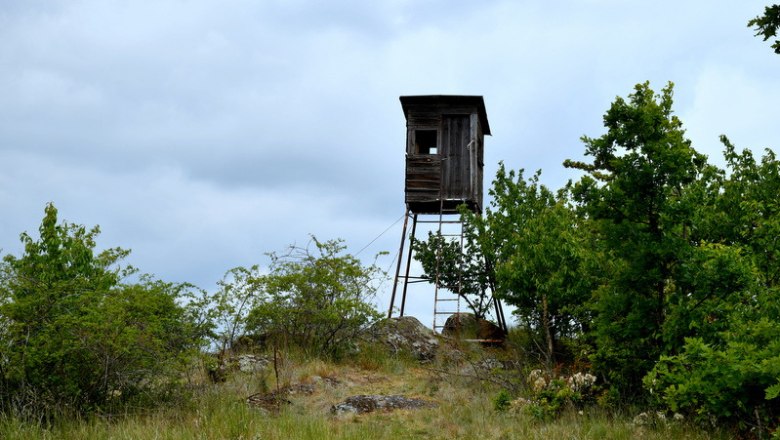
left=401, top=95, right=491, bottom=214
left=390, top=95, right=507, bottom=335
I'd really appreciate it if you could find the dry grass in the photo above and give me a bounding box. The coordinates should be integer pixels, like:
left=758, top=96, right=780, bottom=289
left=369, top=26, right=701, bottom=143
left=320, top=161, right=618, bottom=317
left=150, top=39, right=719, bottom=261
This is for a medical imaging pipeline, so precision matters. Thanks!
left=0, top=343, right=732, bottom=440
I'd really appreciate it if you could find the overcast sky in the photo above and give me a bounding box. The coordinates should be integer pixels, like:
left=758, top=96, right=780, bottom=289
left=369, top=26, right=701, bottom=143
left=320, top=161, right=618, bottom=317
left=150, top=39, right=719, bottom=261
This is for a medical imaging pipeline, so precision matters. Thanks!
left=1, top=0, right=778, bottom=326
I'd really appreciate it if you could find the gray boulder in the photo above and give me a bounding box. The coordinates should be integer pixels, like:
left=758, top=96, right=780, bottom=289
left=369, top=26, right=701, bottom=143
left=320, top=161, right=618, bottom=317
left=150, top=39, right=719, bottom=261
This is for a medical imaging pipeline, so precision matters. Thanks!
left=235, top=354, right=270, bottom=373
left=330, top=394, right=437, bottom=415
left=366, top=316, right=439, bottom=361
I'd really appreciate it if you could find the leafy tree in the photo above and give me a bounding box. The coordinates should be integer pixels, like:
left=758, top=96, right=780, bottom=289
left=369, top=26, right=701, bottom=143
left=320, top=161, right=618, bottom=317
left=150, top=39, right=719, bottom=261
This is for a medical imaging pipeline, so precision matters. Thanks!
left=412, top=165, right=593, bottom=365
left=0, top=204, right=202, bottom=416
left=710, top=138, right=780, bottom=287
left=646, top=283, right=780, bottom=433
left=477, top=165, right=593, bottom=365
left=565, top=81, right=708, bottom=394
left=749, top=4, right=780, bottom=54
left=645, top=140, right=780, bottom=435
left=245, top=237, right=384, bottom=358
left=210, top=265, right=264, bottom=353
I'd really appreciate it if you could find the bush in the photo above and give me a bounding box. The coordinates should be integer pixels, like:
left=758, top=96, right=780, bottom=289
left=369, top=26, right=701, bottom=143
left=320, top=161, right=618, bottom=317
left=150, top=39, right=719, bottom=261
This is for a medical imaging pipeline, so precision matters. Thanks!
left=0, top=204, right=202, bottom=416
left=245, top=237, right=384, bottom=359
left=510, top=369, right=599, bottom=419
left=645, top=291, right=780, bottom=434
left=493, top=389, right=512, bottom=412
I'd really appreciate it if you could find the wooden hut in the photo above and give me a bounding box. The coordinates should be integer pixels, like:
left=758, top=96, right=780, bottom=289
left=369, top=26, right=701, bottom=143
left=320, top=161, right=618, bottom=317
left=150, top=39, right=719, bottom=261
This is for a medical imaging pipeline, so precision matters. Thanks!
left=400, top=95, right=491, bottom=214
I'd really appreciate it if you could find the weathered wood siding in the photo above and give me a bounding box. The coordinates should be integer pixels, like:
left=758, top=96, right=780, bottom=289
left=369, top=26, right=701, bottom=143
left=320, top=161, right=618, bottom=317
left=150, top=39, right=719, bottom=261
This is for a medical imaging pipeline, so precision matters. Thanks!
left=473, top=113, right=484, bottom=210
left=441, top=114, right=471, bottom=202
left=405, top=155, right=441, bottom=204
left=401, top=95, right=489, bottom=214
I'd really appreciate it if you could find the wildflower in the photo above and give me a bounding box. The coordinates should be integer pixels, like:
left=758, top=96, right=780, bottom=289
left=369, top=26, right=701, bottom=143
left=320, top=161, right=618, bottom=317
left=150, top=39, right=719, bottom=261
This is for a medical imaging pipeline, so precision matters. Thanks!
left=509, top=397, right=531, bottom=412
left=566, top=372, right=597, bottom=391
left=527, top=369, right=548, bottom=392
left=532, top=377, right=547, bottom=393
left=528, top=369, right=544, bottom=383
left=673, top=413, right=684, bottom=422
left=633, top=412, right=649, bottom=426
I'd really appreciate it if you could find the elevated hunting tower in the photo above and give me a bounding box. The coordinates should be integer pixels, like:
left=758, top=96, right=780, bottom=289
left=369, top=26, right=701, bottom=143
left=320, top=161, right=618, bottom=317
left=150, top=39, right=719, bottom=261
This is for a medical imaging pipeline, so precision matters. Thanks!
left=401, top=95, right=490, bottom=214
left=388, top=95, right=507, bottom=334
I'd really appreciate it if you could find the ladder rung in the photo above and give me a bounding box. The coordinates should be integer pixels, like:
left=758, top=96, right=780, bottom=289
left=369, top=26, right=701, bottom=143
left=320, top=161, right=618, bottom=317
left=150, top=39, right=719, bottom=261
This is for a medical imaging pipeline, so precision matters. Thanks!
left=434, top=311, right=458, bottom=315
left=416, top=220, right=463, bottom=224
left=436, top=298, right=459, bottom=302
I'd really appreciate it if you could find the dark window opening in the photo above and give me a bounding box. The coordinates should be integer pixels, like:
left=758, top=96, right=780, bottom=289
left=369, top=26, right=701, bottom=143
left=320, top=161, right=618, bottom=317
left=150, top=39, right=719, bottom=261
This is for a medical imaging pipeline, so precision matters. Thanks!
left=415, top=130, right=438, bottom=155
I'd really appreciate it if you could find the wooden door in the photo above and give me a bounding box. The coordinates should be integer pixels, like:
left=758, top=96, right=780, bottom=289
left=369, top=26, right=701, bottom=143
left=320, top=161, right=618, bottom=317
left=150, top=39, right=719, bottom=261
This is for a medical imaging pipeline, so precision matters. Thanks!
left=441, top=114, right=471, bottom=201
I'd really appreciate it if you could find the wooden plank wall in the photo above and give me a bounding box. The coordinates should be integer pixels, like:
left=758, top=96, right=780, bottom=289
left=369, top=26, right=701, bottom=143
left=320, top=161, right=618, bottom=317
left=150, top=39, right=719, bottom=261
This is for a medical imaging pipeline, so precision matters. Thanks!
left=441, top=114, right=471, bottom=202
left=402, top=101, right=486, bottom=214
left=405, top=155, right=441, bottom=203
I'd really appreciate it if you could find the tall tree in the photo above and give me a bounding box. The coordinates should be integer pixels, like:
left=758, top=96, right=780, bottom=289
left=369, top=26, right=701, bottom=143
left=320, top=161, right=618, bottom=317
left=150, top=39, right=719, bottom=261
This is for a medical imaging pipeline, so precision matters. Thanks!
left=565, top=82, right=707, bottom=393
left=478, top=165, right=593, bottom=366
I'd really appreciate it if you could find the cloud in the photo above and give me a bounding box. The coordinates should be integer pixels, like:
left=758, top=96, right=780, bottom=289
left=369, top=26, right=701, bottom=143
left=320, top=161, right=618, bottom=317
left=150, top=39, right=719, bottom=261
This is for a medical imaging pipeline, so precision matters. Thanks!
left=682, top=64, right=780, bottom=167
left=1, top=0, right=778, bottom=325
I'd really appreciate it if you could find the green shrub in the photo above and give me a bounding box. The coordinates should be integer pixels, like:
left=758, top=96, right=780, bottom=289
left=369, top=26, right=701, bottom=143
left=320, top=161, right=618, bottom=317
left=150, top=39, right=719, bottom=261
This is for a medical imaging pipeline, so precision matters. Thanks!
left=245, top=237, right=384, bottom=359
left=508, top=369, right=599, bottom=419
left=493, top=389, right=512, bottom=412
left=645, top=287, right=780, bottom=434
left=0, top=204, right=202, bottom=416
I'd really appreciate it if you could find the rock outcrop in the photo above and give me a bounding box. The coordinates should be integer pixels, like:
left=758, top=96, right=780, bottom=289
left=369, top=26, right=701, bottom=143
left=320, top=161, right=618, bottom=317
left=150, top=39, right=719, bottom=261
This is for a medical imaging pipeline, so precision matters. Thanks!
left=365, top=316, right=439, bottom=361
left=330, top=394, right=437, bottom=415
left=442, top=313, right=506, bottom=345
left=247, top=383, right=317, bottom=413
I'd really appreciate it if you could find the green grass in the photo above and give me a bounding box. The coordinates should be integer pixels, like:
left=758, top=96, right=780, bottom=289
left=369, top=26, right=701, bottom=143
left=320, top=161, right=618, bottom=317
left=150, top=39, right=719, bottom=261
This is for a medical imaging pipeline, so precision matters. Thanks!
left=0, top=344, right=732, bottom=440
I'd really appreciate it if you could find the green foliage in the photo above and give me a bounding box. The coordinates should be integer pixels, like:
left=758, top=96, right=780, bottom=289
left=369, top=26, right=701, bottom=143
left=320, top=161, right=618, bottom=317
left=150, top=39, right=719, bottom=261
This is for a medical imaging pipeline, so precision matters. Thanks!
left=480, top=166, right=594, bottom=365
left=516, top=370, right=599, bottom=420
left=566, top=81, right=708, bottom=394
left=0, top=204, right=202, bottom=416
left=412, top=165, right=594, bottom=365
left=210, top=265, right=264, bottom=352
left=561, top=83, right=780, bottom=434
left=748, top=4, right=780, bottom=54
left=493, top=389, right=512, bottom=412
left=411, top=211, right=496, bottom=320
left=245, top=237, right=384, bottom=359
left=709, top=137, right=780, bottom=288
left=662, top=243, right=757, bottom=350
left=646, top=312, right=780, bottom=432
left=638, top=138, right=780, bottom=434
left=646, top=260, right=780, bottom=434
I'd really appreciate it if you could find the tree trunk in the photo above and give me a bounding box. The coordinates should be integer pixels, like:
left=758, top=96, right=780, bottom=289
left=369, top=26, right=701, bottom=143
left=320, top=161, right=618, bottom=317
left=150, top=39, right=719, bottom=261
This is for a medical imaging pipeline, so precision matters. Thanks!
left=542, top=294, right=554, bottom=368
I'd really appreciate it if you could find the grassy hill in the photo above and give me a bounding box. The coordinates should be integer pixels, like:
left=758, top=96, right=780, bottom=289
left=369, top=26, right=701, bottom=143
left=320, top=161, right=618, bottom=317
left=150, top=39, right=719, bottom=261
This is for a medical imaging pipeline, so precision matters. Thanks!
left=0, top=338, right=730, bottom=440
